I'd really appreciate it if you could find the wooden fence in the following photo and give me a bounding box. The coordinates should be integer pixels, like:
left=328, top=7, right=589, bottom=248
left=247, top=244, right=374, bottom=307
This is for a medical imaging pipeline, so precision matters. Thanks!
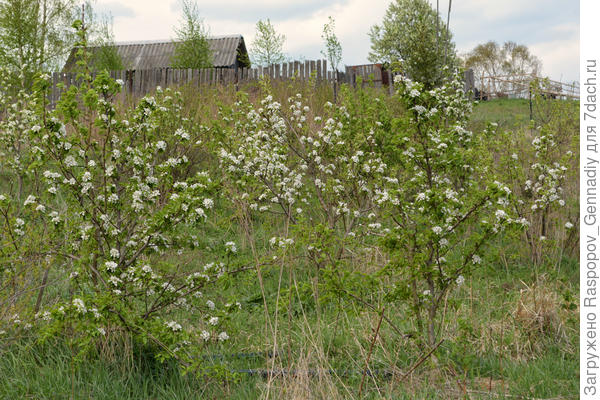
left=477, top=74, right=579, bottom=100
left=345, top=64, right=393, bottom=89
left=49, top=60, right=408, bottom=106
left=49, top=60, right=477, bottom=106
left=50, top=60, right=342, bottom=105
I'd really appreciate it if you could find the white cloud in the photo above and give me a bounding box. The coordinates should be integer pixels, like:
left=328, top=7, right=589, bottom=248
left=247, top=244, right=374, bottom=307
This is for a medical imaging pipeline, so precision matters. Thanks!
left=107, top=1, right=177, bottom=40
left=531, top=22, right=579, bottom=82
left=271, top=0, right=387, bottom=64
left=118, top=0, right=387, bottom=67
left=530, top=37, right=580, bottom=83
left=95, top=2, right=135, bottom=18
left=440, top=0, right=542, bottom=20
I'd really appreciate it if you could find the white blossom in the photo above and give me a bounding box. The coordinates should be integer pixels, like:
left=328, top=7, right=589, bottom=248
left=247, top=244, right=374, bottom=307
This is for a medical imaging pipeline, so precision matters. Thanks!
left=195, top=207, right=206, bottom=219
left=165, top=320, right=182, bottom=332
left=24, top=195, right=36, bottom=206
left=72, top=298, right=87, bottom=314
left=64, top=155, right=77, bottom=167
left=155, top=141, right=167, bottom=151
left=565, top=221, right=573, bottom=229
left=105, top=261, right=118, bottom=272
left=225, top=241, right=237, bottom=253
left=109, top=276, right=121, bottom=286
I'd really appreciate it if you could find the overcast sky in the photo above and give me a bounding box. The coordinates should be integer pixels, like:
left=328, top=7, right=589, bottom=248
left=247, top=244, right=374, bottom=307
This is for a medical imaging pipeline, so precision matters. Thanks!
left=94, top=0, right=580, bottom=83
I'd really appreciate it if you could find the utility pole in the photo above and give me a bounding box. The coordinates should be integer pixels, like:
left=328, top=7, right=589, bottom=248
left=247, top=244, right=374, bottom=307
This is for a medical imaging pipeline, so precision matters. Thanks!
left=443, top=0, right=452, bottom=69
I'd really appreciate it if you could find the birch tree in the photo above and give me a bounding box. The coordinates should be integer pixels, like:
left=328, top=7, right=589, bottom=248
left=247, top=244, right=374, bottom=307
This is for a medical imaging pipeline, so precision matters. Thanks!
left=250, top=18, right=285, bottom=67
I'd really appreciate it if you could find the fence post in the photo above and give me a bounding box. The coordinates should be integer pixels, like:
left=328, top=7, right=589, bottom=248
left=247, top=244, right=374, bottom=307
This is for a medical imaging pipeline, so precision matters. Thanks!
left=316, top=60, right=322, bottom=81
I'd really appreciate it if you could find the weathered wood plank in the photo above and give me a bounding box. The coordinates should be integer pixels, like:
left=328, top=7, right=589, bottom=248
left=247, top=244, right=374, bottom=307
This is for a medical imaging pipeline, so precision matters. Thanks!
left=316, top=60, right=322, bottom=80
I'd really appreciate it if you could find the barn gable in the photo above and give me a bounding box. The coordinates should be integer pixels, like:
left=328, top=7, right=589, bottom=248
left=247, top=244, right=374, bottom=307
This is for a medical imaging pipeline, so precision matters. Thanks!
left=62, top=34, right=249, bottom=72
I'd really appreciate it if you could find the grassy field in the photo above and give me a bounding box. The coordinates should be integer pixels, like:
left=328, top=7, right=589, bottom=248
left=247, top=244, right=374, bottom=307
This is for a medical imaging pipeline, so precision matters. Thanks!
left=0, top=252, right=579, bottom=399
left=470, top=98, right=532, bottom=132
left=0, top=85, right=579, bottom=400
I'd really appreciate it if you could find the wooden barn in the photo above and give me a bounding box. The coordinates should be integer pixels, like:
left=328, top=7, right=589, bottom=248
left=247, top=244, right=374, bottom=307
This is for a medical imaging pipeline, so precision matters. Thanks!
left=62, top=34, right=250, bottom=72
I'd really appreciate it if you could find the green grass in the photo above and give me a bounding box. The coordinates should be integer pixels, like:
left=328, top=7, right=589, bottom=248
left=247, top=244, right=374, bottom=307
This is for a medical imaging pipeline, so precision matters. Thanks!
left=0, top=254, right=578, bottom=399
left=0, top=339, right=264, bottom=399
left=470, top=98, right=532, bottom=132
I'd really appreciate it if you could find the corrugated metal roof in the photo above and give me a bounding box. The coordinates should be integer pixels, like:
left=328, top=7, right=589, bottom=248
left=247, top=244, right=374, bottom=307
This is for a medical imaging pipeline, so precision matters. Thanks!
left=63, top=35, right=247, bottom=71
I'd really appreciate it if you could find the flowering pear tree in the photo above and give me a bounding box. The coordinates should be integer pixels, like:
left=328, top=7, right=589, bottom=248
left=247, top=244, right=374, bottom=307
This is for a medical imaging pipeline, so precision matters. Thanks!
left=0, top=68, right=55, bottom=315
left=218, top=88, right=391, bottom=301
left=522, top=126, right=573, bottom=259
left=499, top=125, right=573, bottom=264
left=0, top=59, right=236, bottom=374
left=380, top=72, right=527, bottom=345
left=483, top=80, right=577, bottom=266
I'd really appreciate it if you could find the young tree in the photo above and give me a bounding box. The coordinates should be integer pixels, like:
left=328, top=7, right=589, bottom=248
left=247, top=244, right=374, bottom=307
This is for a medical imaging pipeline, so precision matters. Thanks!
left=171, top=0, right=212, bottom=69
left=250, top=18, right=285, bottom=67
left=90, top=13, right=124, bottom=71
left=382, top=73, right=526, bottom=346
left=368, top=0, right=457, bottom=88
left=321, top=16, right=342, bottom=74
left=464, top=40, right=542, bottom=78
left=321, top=16, right=342, bottom=101
left=0, top=0, right=79, bottom=87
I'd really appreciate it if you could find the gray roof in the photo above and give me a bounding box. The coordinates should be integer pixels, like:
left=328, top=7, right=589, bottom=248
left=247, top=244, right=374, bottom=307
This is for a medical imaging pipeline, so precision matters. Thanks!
left=63, top=35, right=247, bottom=71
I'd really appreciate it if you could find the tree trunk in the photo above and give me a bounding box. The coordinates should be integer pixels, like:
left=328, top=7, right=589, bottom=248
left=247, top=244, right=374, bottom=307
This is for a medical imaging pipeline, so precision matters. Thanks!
left=427, top=302, right=439, bottom=347
left=34, top=265, right=51, bottom=313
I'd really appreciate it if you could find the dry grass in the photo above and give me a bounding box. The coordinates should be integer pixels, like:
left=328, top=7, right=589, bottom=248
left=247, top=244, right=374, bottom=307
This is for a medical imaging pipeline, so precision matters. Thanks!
left=512, top=278, right=571, bottom=345
left=451, top=275, right=577, bottom=363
